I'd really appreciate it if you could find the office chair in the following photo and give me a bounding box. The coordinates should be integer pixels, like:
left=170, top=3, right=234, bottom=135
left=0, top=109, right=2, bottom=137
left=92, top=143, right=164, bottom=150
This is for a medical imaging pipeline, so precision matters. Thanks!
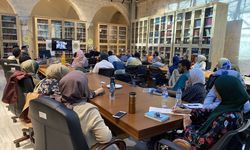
left=29, top=97, right=126, bottom=150
left=125, top=65, right=147, bottom=87
left=154, top=119, right=250, bottom=150
left=149, top=66, right=168, bottom=87
left=98, top=68, right=115, bottom=77
left=6, top=73, right=36, bottom=147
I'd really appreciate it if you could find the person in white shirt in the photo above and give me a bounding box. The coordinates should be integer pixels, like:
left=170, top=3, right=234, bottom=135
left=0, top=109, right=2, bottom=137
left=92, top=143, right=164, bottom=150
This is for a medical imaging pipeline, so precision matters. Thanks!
left=93, top=53, right=114, bottom=73
left=192, top=55, right=206, bottom=70
left=107, top=51, right=121, bottom=64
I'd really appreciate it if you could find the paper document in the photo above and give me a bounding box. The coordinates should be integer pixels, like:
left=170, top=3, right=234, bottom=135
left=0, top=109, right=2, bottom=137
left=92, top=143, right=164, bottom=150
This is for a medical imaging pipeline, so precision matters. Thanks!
left=183, top=103, right=203, bottom=109
left=149, top=107, right=188, bottom=116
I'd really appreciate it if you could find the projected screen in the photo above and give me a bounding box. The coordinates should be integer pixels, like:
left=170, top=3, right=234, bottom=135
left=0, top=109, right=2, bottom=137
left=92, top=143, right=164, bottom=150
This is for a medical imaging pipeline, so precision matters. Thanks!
left=52, top=39, right=72, bottom=51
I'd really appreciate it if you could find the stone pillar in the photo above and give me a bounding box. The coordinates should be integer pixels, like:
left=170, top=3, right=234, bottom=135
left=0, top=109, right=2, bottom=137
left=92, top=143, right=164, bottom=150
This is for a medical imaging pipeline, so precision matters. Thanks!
left=19, top=15, right=35, bottom=58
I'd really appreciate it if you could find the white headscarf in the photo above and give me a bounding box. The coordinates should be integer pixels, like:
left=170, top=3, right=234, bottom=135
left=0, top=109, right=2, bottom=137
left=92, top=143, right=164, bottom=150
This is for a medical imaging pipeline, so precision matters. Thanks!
left=189, top=68, right=205, bottom=85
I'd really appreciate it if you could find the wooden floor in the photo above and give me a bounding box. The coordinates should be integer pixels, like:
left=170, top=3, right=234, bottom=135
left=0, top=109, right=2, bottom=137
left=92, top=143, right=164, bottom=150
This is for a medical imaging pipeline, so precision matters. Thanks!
left=0, top=69, right=147, bottom=150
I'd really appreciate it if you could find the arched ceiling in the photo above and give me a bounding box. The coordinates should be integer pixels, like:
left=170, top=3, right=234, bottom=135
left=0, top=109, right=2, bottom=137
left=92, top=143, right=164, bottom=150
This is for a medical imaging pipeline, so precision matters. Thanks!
left=92, top=6, right=128, bottom=25
left=31, top=0, right=79, bottom=19
left=0, top=0, right=15, bottom=14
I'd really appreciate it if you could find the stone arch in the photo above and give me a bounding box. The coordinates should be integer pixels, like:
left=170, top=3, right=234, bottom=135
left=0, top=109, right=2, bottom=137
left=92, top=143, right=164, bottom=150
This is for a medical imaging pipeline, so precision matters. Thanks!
left=0, top=0, right=16, bottom=14
left=31, top=0, right=82, bottom=20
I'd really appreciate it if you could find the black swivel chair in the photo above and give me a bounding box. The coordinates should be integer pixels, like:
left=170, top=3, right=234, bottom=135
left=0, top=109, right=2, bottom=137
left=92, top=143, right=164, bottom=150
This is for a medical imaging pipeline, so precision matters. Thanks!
left=125, top=65, right=147, bottom=87
left=8, top=74, right=36, bottom=147
left=154, top=119, right=250, bottom=150
left=29, top=97, right=126, bottom=150
left=98, top=68, right=115, bottom=77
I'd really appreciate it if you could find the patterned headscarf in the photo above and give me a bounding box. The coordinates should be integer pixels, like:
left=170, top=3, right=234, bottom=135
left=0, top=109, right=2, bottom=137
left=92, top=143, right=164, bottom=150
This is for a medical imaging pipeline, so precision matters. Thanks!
left=218, top=58, right=232, bottom=70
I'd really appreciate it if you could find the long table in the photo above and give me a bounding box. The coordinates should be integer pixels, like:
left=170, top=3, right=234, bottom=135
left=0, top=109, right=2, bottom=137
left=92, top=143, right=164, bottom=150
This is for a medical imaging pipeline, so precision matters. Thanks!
left=87, top=73, right=183, bottom=140
left=38, top=66, right=183, bottom=140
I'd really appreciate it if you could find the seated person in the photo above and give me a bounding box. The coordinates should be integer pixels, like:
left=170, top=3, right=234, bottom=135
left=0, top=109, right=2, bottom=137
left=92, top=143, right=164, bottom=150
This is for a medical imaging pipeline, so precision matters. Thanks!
left=152, top=51, right=162, bottom=63
left=141, top=50, right=148, bottom=63
left=126, top=52, right=142, bottom=66
left=120, top=52, right=128, bottom=62
left=34, top=64, right=70, bottom=99
left=72, top=50, right=88, bottom=68
left=192, top=55, right=206, bottom=70
left=204, top=58, right=250, bottom=114
left=182, top=68, right=206, bottom=103
left=170, top=75, right=249, bottom=149
left=168, top=59, right=191, bottom=96
left=20, top=60, right=40, bottom=85
left=169, top=56, right=180, bottom=75
left=12, top=47, right=31, bottom=64
left=108, top=51, right=121, bottom=64
left=59, top=70, right=112, bottom=147
left=92, top=53, right=114, bottom=73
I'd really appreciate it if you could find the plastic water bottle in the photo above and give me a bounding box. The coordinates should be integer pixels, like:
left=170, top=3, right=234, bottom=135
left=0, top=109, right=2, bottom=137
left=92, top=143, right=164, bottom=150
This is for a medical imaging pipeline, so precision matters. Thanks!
left=109, top=77, right=116, bottom=100
left=161, top=84, right=168, bottom=108
left=175, top=88, right=182, bottom=107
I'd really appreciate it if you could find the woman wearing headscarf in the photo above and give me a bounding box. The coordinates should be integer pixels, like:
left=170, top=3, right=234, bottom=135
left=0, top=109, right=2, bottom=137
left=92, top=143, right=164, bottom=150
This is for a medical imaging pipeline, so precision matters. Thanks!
left=169, top=56, right=180, bottom=75
left=34, top=64, right=70, bottom=99
left=203, top=58, right=250, bottom=114
left=170, top=75, right=249, bottom=149
left=72, top=50, right=89, bottom=69
left=182, top=68, right=206, bottom=103
left=20, top=60, right=40, bottom=85
left=59, top=70, right=111, bottom=148
left=193, top=55, right=206, bottom=70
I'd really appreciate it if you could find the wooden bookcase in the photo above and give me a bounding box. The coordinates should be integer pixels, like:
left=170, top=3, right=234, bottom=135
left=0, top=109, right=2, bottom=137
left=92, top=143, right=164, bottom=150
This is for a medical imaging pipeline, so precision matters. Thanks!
left=130, top=17, right=148, bottom=56
left=0, top=14, right=21, bottom=58
left=97, top=23, right=127, bottom=55
left=130, top=2, right=228, bottom=67
left=34, top=17, right=87, bottom=58
left=173, top=3, right=228, bottom=67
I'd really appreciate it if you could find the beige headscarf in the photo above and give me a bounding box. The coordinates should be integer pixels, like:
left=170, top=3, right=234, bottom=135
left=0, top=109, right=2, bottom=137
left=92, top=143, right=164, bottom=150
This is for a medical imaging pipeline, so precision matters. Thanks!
left=197, top=55, right=206, bottom=63
left=46, top=64, right=70, bottom=81
left=20, top=60, right=39, bottom=75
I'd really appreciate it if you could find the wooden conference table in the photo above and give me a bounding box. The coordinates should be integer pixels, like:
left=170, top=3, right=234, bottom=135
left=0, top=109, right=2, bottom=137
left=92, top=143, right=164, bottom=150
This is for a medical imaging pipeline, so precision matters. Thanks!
left=38, top=66, right=183, bottom=140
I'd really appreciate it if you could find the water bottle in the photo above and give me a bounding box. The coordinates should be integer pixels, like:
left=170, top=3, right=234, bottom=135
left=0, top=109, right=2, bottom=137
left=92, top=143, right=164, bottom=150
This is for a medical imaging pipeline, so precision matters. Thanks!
left=175, top=88, right=182, bottom=107
left=161, top=84, right=168, bottom=108
left=109, top=77, right=116, bottom=100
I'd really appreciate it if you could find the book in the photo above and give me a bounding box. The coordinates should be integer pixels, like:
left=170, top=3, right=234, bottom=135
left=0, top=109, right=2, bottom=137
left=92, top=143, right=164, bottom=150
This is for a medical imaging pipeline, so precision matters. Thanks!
left=145, top=111, right=169, bottom=122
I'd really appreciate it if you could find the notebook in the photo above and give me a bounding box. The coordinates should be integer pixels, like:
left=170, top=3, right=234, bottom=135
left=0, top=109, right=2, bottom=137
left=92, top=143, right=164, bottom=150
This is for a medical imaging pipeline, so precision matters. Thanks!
left=183, top=103, right=203, bottom=109
left=144, top=111, right=169, bottom=122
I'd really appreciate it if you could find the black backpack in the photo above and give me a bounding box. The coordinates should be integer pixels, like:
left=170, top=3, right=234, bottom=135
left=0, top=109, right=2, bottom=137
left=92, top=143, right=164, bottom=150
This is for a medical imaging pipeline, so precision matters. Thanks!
left=206, top=74, right=219, bottom=92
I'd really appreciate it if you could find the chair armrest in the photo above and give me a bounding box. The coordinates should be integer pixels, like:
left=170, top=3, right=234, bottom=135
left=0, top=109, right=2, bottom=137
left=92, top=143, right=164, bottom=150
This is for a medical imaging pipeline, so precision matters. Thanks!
left=155, top=139, right=185, bottom=150
left=90, top=138, right=126, bottom=150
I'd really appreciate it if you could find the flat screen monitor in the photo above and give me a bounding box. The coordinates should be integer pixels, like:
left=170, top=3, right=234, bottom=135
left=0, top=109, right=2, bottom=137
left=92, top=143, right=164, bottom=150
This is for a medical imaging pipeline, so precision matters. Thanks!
left=52, top=39, right=72, bottom=51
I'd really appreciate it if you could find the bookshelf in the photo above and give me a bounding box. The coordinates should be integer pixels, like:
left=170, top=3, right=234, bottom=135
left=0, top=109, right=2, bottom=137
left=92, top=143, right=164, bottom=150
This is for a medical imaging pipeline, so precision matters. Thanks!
left=97, top=23, right=127, bottom=55
left=0, top=14, right=20, bottom=58
left=34, top=17, right=87, bottom=58
left=172, top=3, right=228, bottom=67
left=130, top=17, right=148, bottom=55
left=131, top=2, right=228, bottom=67
left=131, top=13, right=175, bottom=64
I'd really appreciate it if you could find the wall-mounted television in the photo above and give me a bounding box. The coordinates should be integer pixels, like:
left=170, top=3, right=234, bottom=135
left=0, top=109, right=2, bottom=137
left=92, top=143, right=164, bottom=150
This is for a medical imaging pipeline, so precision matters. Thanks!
left=52, top=39, right=72, bottom=51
